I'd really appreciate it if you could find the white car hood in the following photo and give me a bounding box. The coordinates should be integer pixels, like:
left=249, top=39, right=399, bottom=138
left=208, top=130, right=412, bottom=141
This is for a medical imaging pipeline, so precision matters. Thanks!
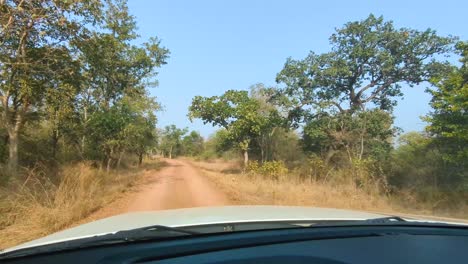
left=5, top=205, right=463, bottom=254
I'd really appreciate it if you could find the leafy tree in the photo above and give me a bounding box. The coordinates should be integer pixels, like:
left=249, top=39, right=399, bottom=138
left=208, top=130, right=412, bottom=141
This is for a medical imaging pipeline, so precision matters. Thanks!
left=199, top=129, right=233, bottom=160
left=424, top=41, right=468, bottom=188
left=275, top=14, right=455, bottom=121
left=159, top=125, right=188, bottom=159
left=120, top=93, right=160, bottom=166
left=303, top=109, right=395, bottom=165
left=182, top=131, right=205, bottom=157
left=0, top=0, right=101, bottom=175
left=249, top=84, right=285, bottom=163
left=273, top=14, right=454, bottom=165
left=75, top=0, right=168, bottom=158
left=86, top=102, right=134, bottom=171
left=189, top=89, right=281, bottom=166
left=388, top=132, right=437, bottom=189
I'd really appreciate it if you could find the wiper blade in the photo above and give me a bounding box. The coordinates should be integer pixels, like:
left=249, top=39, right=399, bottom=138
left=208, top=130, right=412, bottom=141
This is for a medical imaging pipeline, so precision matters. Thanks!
left=362, top=216, right=406, bottom=223
left=0, top=225, right=199, bottom=259
left=80, top=224, right=200, bottom=245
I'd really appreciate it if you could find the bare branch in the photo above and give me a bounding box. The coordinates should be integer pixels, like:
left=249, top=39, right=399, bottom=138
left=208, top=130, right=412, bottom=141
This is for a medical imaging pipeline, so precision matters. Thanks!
left=332, top=102, right=345, bottom=113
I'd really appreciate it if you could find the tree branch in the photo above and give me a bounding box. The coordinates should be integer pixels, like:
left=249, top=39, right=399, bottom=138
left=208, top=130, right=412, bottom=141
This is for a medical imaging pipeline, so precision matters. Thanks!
left=355, top=77, right=381, bottom=99
left=332, top=102, right=345, bottom=113
left=362, top=79, right=393, bottom=103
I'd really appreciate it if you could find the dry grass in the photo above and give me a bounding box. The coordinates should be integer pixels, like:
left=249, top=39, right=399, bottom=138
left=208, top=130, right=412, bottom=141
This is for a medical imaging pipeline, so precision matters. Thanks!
left=0, top=160, right=165, bottom=250
left=193, top=160, right=393, bottom=211
left=191, top=160, right=468, bottom=221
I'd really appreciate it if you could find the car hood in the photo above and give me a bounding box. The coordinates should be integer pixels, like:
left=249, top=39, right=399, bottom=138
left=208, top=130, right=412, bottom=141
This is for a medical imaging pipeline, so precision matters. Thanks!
left=2, top=205, right=465, bottom=253
left=3, top=206, right=388, bottom=253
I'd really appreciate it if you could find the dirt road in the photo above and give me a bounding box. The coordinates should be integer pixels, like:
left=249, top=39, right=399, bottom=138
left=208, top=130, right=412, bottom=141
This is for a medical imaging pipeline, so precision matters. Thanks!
left=81, top=158, right=230, bottom=223
left=126, top=159, right=229, bottom=211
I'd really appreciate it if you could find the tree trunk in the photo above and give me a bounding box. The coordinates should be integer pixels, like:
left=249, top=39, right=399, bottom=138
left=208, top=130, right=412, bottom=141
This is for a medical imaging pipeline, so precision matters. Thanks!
left=138, top=152, right=143, bottom=166
left=7, top=128, right=18, bottom=176
left=106, top=157, right=112, bottom=173
left=117, top=151, right=124, bottom=169
left=260, top=147, right=265, bottom=164
left=106, top=148, right=113, bottom=173
left=324, top=148, right=337, bottom=165
left=51, top=126, right=59, bottom=161
left=169, top=146, right=173, bottom=159
left=243, top=150, right=249, bottom=168
left=80, top=102, right=89, bottom=158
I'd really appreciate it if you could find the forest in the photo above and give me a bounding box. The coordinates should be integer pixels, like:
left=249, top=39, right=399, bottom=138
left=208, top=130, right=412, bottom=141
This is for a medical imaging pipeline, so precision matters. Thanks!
left=1, top=0, right=467, bottom=219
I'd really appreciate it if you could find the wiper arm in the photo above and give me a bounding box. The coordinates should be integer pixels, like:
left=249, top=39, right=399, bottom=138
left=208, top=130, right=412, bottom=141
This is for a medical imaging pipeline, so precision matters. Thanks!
left=363, top=216, right=406, bottom=223
left=0, top=225, right=199, bottom=260
left=89, top=224, right=199, bottom=244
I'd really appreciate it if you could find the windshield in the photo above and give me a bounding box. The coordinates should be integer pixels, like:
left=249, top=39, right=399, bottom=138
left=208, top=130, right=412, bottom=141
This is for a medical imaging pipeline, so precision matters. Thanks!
left=0, top=0, right=466, bottom=252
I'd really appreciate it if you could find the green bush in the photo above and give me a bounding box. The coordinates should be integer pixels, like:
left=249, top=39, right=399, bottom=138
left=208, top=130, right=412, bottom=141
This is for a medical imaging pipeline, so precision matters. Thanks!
left=246, top=160, right=260, bottom=174
left=246, top=160, right=288, bottom=180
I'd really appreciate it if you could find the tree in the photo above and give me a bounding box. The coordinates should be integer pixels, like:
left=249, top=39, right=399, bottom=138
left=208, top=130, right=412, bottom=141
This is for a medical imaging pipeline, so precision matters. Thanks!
left=86, top=102, right=133, bottom=171
left=72, top=0, right=168, bottom=161
left=189, top=89, right=281, bottom=167
left=120, top=93, right=160, bottom=166
left=181, top=131, right=204, bottom=157
left=159, top=125, right=188, bottom=159
left=0, top=0, right=101, bottom=175
left=302, top=109, right=395, bottom=165
left=273, top=14, right=454, bottom=165
left=249, top=84, right=285, bottom=162
left=424, top=41, right=468, bottom=188
left=275, top=14, right=455, bottom=121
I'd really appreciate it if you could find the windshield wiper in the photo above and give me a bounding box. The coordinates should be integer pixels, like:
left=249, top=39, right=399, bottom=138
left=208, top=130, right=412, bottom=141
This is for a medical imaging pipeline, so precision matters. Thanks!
left=362, top=216, right=406, bottom=223
left=78, top=224, right=200, bottom=246
left=0, top=225, right=199, bottom=259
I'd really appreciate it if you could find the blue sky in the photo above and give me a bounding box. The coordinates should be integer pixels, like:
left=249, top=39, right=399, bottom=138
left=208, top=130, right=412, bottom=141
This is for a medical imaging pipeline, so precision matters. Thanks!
left=128, top=0, right=467, bottom=137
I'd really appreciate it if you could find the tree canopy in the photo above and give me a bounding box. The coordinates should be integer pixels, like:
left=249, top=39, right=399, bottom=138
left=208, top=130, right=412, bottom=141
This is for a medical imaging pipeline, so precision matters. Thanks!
left=275, top=14, right=455, bottom=123
left=0, top=0, right=168, bottom=176
left=189, top=87, right=282, bottom=166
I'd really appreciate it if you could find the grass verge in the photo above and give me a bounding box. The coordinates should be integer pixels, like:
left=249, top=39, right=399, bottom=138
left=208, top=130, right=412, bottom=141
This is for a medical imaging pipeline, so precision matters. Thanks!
left=191, top=160, right=468, bottom=220
left=0, top=160, right=165, bottom=250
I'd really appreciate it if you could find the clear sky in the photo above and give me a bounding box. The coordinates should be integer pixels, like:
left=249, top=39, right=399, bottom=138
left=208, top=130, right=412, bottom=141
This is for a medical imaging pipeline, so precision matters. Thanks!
left=127, top=0, right=467, bottom=137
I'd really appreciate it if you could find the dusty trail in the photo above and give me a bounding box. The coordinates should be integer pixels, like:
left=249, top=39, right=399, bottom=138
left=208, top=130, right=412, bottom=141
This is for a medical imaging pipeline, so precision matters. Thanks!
left=87, top=158, right=230, bottom=220
left=126, top=159, right=229, bottom=211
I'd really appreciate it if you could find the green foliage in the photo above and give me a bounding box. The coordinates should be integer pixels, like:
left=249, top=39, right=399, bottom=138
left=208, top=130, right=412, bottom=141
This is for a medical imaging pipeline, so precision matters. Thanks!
left=275, top=14, right=455, bottom=122
left=246, top=160, right=288, bottom=179
left=302, top=109, right=395, bottom=165
left=425, top=42, right=468, bottom=170
left=182, top=131, right=205, bottom=157
left=189, top=85, right=283, bottom=165
left=198, top=129, right=232, bottom=160
left=158, top=125, right=188, bottom=159
left=388, top=132, right=437, bottom=189
left=0, top=0, right=168, bottom=176
left=272, top=14, right=454, bottom=172
left=0, top=0, right=102, bottom=174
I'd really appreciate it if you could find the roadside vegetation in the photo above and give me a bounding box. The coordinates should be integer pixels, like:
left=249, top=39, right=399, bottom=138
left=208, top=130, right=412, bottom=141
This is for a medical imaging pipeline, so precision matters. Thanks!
left=0, top=0, right=168, bottom=248
left=185, top=16, right=467, bottom=218
left=0, top=159, right=165, bottom=249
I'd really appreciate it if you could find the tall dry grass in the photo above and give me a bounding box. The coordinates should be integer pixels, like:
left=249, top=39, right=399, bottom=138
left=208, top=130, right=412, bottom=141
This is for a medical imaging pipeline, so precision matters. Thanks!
left=193, top=160, right=393, bottom=211
left=191, top=160, right=468, bottom=220
left=0, top=161, right=160, bottom=249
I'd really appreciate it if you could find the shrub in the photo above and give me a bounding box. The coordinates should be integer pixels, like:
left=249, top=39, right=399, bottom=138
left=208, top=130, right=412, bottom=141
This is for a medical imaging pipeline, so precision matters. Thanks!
left=246, top=160, right=288, bottom=180
left=259, top=161, right=288, bottom=179
left=246, top=160, right=260, bottom=174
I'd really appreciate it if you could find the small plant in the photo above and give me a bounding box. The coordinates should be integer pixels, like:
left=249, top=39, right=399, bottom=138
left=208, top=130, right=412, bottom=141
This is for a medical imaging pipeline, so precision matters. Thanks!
left=259, top=161, right=288, bottom=179
left=246, top=160, right=260, bottom=175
